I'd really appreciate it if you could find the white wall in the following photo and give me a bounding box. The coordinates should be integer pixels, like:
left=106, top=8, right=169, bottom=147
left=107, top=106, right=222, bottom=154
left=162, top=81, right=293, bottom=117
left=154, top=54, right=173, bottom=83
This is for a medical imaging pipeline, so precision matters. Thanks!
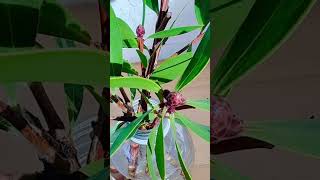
left=111, top=0, right=200, bottom=62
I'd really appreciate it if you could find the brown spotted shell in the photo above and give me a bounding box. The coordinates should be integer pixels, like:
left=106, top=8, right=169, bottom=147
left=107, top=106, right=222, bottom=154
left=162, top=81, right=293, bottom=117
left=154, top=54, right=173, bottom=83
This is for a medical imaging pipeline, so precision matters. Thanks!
left=211, top=96, right=243, bottom=144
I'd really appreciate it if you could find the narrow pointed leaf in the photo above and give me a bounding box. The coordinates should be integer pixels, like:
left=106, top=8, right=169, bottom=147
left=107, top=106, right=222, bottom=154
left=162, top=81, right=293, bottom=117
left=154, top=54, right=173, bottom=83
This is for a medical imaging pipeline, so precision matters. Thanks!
left=110, top=76, right=161, bottom=92
left=0, top=49, right=107, bottom=85
left=64, top=84, right=84, bottom=127
left=136, top=50, right=148, bottom=68
left=212, top=0, right=316, bottom=96
left=110, top=6, right=123, bottom=76
left=151, top=52, right=192, bottom=83
left=209, top=0, right=255, bottom=50
left=118, top=18, right=136, bottom=40
left=195, top=0, right=210, bottom=25
left=155, top=119, right=165, bottom=179
left=148, top=26, right=203, bottom=39
left=146, top=127, right=158, bottom=180
left=171, top=117, right=192, bottom=180
left=246, top=119, right=320, bottom=158
left=186, top=99, right=210, bottom=111
left=146, top=0, right=159, bottom=13
left=110, top=110, right=151, bottom=156
left=176, top=26, right=211, bottom=91
left=175, top=113, right=210, bottom=142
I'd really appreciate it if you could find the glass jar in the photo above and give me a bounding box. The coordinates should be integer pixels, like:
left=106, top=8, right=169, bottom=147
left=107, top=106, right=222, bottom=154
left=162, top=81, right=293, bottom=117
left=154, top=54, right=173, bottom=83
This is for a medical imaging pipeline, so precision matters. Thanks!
left=110, top=99, right=195, bottom=179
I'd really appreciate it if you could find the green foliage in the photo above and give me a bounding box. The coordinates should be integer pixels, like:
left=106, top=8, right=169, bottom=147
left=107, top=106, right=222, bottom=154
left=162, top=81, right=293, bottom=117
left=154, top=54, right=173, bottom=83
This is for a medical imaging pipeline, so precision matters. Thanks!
left=110, top=6, right=123, bottom=76
left=176, top=26, right=211, bottom=91
left=175, top=113, right=210, bottom=142
left=0, top=49, right=107, bottom=84
left=155, top=118, right=166, bottom=179
left=110, top=76, right=161, bottom=92
left=211, top=0, right=316, bottom=96
left=186, top=99, right=210, bottom=112
left=148, top=26, right=203, bottom=39
left=110, top=110, right=152, bottom=157
left=246, top=120, right=320, bottom=158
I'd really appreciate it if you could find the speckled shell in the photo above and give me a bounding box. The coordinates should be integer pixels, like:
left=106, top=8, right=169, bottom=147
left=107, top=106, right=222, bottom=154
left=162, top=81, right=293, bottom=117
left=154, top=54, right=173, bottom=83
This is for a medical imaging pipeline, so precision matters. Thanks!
left=211, top=96, right=243, bottom=144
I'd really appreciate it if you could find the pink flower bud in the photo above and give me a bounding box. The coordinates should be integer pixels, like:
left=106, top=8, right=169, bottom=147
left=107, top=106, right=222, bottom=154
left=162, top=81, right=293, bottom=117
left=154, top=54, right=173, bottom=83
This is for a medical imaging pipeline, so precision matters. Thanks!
left=136, top=25, right=145, bottom=38
left=166, top=92, right=185, bottom=113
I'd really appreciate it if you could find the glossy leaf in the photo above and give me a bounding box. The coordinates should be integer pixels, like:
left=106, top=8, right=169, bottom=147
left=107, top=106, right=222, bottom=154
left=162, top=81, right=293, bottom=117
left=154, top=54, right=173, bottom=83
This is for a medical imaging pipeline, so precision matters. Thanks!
left=175, top=26, right=211, bottom=91
left=175, top=113, right=210, bottom=142
left=211, top=0, right=316, bottom=96
left=146, top=0, right=159, bottom=13
left=0, top=49, right=107, bottom=85
left=155, top=118, right=165, bottom=179
left=209, top=0, right=255, bottom=50
left=110, top=6, right=123, bottom=76
left=122, top=60, right=138, bottom=75
left=136, top=50, right=148, bottom=68
left=118, top=18, right=136, bottom=40
left=246, top=120, right=320, bottom=158
left=195, top=0, right=210, bottom=25
left=171, top=117, right=192, bottom=180
left=148, top=26, right=203, bottom=39
left=151, top=52, right=192, bottom=83
left=80, top=159, right=104, bottom=177
left=110, top=110, right=151, bottom=156
left=110, top=76, right=161, bottom=92
left=186, top=99, right=210, bottom=112
left=64, top=84, right=84, bottom=128
left=146, top=127, right=157, bottom=180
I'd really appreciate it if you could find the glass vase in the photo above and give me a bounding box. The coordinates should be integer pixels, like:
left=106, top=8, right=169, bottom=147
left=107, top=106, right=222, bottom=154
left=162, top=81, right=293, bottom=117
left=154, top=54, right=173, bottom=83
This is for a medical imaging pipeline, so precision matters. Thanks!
left=110, top=99, right=195, bottom=179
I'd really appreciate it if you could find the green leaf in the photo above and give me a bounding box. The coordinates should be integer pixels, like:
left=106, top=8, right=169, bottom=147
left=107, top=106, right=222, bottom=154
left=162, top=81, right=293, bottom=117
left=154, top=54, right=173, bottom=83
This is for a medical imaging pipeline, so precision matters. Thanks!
left=122, top=60, right=138, bottom=75
left=117, top=18, right=136, bottom=40
left=175, top=113, right=210, bottom=142
left=245, top=119, right=320, bottom=158
left=110, top=6, right=123, bottom=76
left=209, top=0, right=255, bottom=50
left=110, top=76, right=161, bottom=92
left=195, top=0, right=210, bottom=25
left=64, top=84, right=84, bottom=128
left=85, top=86, right=108, bottom=114
left=186, top=99, right=210, bottom=112
left=136, top=50, right=148, bottom=68
left=146, top=0, right=159, bottom=13
left=211, top=0, right=316, bottom=96
left=80, top=159, right=104, bottom=177
left=170, top=117, right=192, bottom=180
left=110, top=110, right=151, bottom=156
left=212, top=160, right=250, bottom=180
left=0, top=0, right=42, bottom=47
left=123, top=39, right=139, bottom=48
left=150, top=52, right=192, bottom=83
left=148, top=26, right=203, bottom=39
left=155, top=118, right=165, bottom=179
left=38, top=0, right=91, bottom=45
left=0, top=49, right=107, bottom=85
left=175, top=26, right=211, bottom=91
left=146, top=127, right=157, bottom=180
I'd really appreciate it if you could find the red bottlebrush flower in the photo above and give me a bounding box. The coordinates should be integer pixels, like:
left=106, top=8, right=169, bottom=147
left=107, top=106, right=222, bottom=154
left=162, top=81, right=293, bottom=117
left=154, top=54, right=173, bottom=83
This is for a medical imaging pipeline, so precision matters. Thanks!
left=136, top=25, right=145, bottom=38
left=211, top=96, right=243, bottom=144
left=165, top=91, right=185, bottom=113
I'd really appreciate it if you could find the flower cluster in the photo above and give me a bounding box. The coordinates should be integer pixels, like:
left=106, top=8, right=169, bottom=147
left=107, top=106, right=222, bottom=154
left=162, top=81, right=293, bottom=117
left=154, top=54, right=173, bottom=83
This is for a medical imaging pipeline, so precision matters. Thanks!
left=164, top=90, right=186, bottom=113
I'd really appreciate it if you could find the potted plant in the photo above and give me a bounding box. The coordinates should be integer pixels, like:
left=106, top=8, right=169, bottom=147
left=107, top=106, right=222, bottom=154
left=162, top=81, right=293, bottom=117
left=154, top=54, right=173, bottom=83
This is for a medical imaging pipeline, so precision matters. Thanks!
left=0, top=0, right=108, bottom=179
left=210, top=0, right=317, bottom=179
left=109, top=0, right=210, bottom=179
